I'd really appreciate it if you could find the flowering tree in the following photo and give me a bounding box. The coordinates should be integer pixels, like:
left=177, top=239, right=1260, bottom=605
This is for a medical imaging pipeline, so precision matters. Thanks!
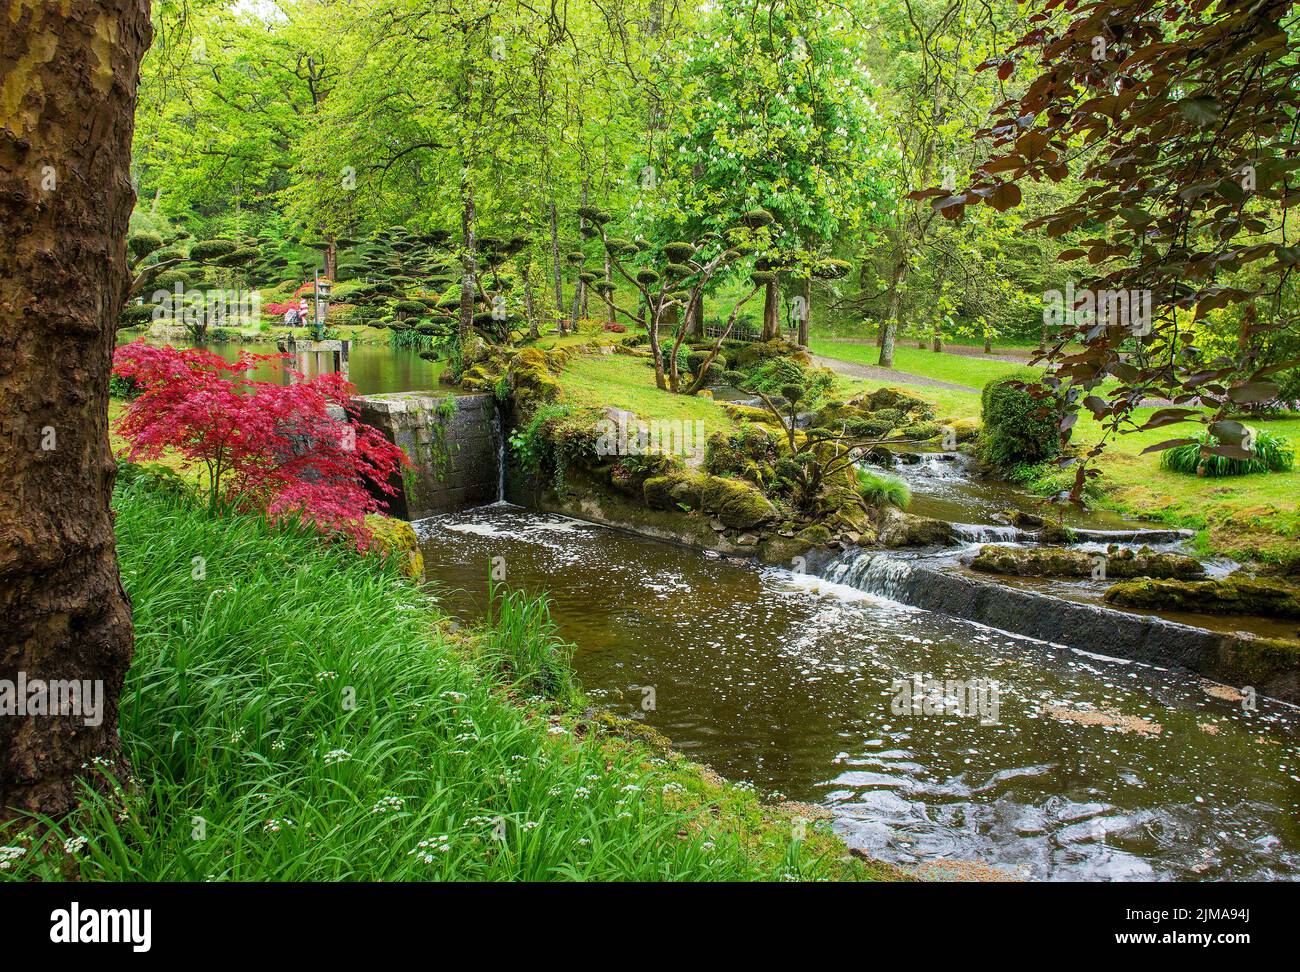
left=112, top=342, right=407, bottom=545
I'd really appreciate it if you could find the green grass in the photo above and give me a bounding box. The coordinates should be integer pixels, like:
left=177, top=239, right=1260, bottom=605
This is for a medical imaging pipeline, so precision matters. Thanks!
left=809, top=338, right=1028, bottom=389
left=2, top=481, right=888, bottom=881
left=856, top=469, right=910, bottom=509
left=561, top=353, right=739, bottom=428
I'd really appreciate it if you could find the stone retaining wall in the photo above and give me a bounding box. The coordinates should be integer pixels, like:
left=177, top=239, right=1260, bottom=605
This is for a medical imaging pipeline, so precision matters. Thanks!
left=353, top=392, right=501, bottom=518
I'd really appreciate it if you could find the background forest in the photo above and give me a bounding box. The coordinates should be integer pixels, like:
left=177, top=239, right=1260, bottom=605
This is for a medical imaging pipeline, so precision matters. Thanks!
left=128, top=0, right=1156, bottom=355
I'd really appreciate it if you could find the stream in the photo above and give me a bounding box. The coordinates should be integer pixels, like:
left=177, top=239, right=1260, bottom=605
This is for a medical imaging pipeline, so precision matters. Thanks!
left=416, top=503, right=1300, bottom=881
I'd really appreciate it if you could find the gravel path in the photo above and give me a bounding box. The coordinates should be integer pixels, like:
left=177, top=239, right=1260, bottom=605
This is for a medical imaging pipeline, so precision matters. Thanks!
left=818, top=337, right=1035, bottom=365
left=811, top=354, right=979, bottom=392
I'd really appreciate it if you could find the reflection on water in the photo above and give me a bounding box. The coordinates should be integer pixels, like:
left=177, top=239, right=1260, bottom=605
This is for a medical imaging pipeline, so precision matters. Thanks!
left=416, top=504, right=1300, bottom=881
left=115, top=336, right=443, bottom=396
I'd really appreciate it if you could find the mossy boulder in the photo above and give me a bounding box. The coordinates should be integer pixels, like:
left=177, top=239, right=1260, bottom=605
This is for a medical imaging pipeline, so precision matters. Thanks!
left=1103, top=575, right=1300, bottom=618
left=508, top=348, right=562, bottom=408
left=364, top=515, right=425, bottom=579
left=971, top=544, right=1204, bottom=580
left=643, top=471, right=776, bottom=529
left=951, top=417, right=981, bottom=444
left=877, top=509, right=956, bottom=548
left=701, top=476, right=778, bottom=529
left=734, top=338, right=812, bottom=371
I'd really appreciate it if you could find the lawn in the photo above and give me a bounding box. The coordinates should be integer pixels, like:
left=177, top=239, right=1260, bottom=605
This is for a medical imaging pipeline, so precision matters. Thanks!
left=809, top=338, right=1029, bottom=389
left=560, top=352, right=741, bottom=429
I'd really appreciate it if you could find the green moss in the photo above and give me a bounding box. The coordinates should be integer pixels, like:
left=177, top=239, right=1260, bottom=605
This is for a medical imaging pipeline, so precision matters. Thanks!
left=700, top=476, right=778, bottom=529
left=972, top=545, right=1204, bottom=580
left=1103, top=575, right=1300, bottom=618
left=363, top=514, right=425, bottom=578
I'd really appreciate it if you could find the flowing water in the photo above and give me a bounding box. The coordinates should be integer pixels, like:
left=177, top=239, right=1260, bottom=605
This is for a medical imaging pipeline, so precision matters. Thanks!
left=416, top=504, right=1300, bottom=881
left=879, top=451, right=1132, bottom=531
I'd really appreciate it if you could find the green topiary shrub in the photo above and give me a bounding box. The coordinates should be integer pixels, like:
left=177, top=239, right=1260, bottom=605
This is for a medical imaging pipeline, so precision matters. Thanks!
left=978, top=370, right=1064, bottom=469
left=1159, top=429, right=1294, bottom=476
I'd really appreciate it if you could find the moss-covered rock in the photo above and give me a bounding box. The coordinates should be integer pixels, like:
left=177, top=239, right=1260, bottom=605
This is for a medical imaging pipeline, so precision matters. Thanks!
left=364, top=514, right=425, bottom=578
left=1103, top=575, right=1300, bottom=618
left=508, top=347, right=563, bottom=408
left=642, top=471, right=777, bottom=529
left=734, top=338, right=812, bottom=371
left=700, top=476, right=778, bottom=529
left=972, top=545, right=1204, bottom=580
left=877, top=509, right=956, bottom=548
left=950, top=417, right=981, bottom=443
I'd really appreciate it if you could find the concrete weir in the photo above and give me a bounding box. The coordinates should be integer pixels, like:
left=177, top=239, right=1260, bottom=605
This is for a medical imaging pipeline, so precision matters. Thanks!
left=820, top=550, right=1300, bottom=704
left=353, top=392, right=503, bottom=517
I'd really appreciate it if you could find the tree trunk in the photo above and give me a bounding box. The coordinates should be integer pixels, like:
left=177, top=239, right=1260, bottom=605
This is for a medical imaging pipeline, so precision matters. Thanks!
left=761, top=278, right=780, bottom=341
left=522, top=261, right=539, bottom=340
left=684, top=290, right=703, bottom=338
left=878, top=249, right=908, bottom=368
left=1, top=0, right=151, bottom=819
left=549, top=200, right=564, bottom=335
left=325, top=237, right=338, bottom=280
left=797, top=276, right=811, bottom=347
left=604, top=253, right=615, bottom=325
left=458, top=174, right=477, bottom=349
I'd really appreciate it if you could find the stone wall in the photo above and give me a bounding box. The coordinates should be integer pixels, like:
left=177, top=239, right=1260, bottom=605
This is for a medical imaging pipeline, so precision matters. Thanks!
left=353, top=392, right=502, bottom=518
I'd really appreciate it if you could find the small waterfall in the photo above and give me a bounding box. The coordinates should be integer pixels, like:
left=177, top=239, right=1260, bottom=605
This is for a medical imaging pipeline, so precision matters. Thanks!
left=822, top=550, right=923, bottom=602
left=950, top=523, right=1031, bottom=544
left=902, top=451, right=969, bottom=478
left=491, top=400, right=507, bottom=502
left=817, top=545, right=1253, bottom=680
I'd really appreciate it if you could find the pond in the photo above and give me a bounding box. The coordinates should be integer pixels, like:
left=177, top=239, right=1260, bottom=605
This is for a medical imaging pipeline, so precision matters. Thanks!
left=115, top=335, right=444, bottom=396
left=416, top=504, right=1300, bottom=881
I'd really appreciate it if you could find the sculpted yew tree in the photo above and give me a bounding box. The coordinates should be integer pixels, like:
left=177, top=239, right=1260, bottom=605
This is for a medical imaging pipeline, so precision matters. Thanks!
left=918, top=0, right=1300, bottom=497
left=0, top=0, right=153, bottom=816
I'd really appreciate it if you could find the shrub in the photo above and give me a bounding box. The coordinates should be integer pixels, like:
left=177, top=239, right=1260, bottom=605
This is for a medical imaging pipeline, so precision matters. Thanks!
left=856, top=468, right=910, bottom=509
left=1160, top=429, right=1294, bottom=476
left=111, top=341, right=406, bottom=543
left=978, top=370, right=1064, bottom=469
left=743, top=357, right=835, bottom=406
left=109, top=372, right=141, bottom=399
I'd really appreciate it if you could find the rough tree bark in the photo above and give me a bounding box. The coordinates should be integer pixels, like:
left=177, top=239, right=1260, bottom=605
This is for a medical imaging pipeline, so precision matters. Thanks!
left=458, top=173, right=477, bottom=348
left=1, top=0, right=152, bottom=818
left=761, top=278, right=780, bottom=341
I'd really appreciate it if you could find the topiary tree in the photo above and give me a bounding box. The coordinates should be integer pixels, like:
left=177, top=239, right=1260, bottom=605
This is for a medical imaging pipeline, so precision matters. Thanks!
left=978, top=371, right=1064, bottom=471
left=121, top=233, right=263, bottom=341
left=587, top=208, right=771, bottom=394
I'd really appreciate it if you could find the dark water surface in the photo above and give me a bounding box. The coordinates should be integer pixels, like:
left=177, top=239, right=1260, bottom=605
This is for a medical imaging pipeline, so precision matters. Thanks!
left=416, top=504, right=1300, bottom=881
left=116, top=337, right=442, bottom=396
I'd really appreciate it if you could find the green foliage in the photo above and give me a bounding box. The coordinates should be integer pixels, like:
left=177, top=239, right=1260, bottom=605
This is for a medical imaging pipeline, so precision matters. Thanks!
left=855, top=468, right=910, bottom=509
left=509, top=403, right=573, bottom=483
left=742, top=357, right=834, bottom=407
left=482, top=581, right=576, bottom=702
left=1160, top=430, right=1294, bottom=477
left=978, top=370, right=1063, bottom=469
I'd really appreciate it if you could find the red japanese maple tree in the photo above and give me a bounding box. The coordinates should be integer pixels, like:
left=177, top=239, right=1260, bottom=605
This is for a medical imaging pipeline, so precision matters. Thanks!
left=112, top=341, right=407, bottom=545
